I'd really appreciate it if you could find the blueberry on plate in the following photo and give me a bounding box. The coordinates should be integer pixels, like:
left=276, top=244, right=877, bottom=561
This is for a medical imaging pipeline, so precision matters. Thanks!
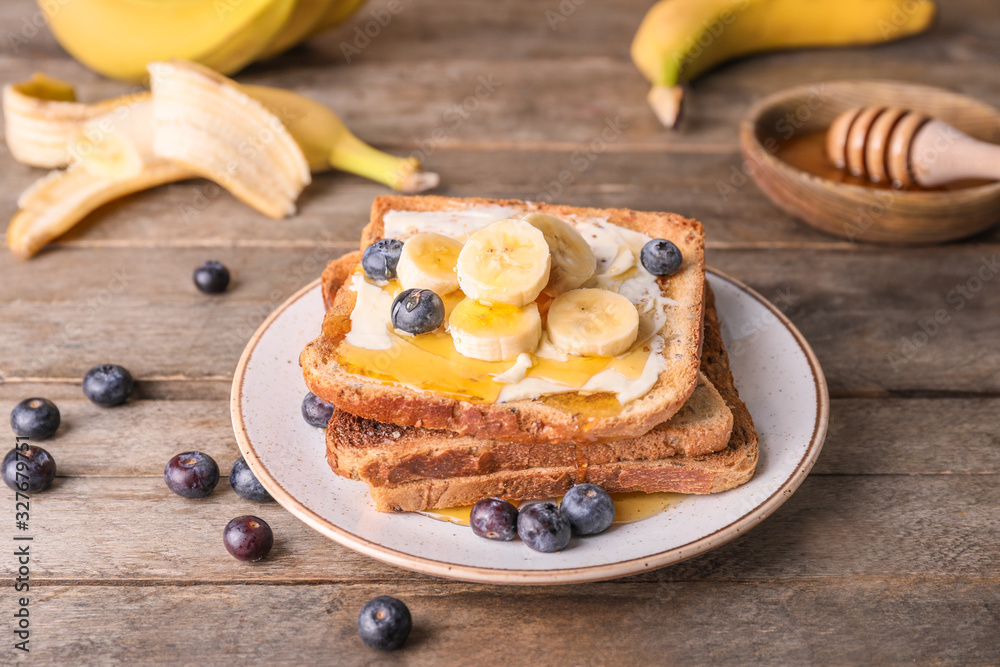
left=470, top=498, right=518, bottom=541
left=223, top=515, right=273, bottom=562
left=193, top=260, right=230, bottom=294
left=362, top=239, right=404, bottom=282
left=82, top=364, right=134, bottom=407
left=9, top=398, right=60, bottom=440
left=2, top=445, right=56, bottom=493
left=517, top=502, right=571, bottom=553
left=640, top=239, right=683, bottom=277
left=164, top=451, right=220, bottom=498
left=391, top=288, right=444, bottom=335
left=229, top=456, right=273, bottom=503
left=301, top=392, right=335, bottom=428
left=560, top=483, right=616, bottom=535
left=357, top=596, right=412, bottom=651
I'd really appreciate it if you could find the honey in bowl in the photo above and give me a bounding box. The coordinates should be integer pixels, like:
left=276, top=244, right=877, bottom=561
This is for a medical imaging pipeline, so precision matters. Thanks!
left=775, top=130, right=992, bottom=191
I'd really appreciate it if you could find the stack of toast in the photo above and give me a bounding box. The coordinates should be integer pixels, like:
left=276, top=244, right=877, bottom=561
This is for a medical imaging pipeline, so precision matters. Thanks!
left=301, top=195, right=757, bottom=512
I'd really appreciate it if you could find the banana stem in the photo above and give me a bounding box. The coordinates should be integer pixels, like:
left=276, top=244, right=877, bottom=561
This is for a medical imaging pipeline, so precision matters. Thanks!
left=647, top=85, right=684, bottom=129
left=328, top=132, right=439, bottom=194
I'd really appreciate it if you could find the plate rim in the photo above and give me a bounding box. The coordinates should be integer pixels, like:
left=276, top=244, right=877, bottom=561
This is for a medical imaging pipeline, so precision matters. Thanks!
left=231, top=267, right=830, bottom=585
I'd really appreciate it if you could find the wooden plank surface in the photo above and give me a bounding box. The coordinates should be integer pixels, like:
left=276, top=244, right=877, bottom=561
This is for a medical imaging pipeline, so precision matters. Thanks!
left=1, top=0, right=998, bottom=663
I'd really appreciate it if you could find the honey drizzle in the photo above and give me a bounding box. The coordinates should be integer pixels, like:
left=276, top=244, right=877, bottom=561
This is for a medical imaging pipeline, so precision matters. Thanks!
left=420, top=492, right=684, bottom=527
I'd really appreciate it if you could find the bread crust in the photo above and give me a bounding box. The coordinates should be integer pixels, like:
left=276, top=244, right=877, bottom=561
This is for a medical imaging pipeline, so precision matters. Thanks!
left=364, top=287, right=758, bottom=512
left=300, top=195, right=706, bottom=445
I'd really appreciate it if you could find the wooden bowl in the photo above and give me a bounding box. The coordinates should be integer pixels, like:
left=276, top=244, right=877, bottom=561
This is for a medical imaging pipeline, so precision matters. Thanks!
left=739, top=81, right=1000, bottom=244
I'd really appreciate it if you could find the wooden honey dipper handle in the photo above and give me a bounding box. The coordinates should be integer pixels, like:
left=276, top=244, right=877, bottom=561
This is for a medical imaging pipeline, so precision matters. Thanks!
left=826, top=106, right=1000, bottom=188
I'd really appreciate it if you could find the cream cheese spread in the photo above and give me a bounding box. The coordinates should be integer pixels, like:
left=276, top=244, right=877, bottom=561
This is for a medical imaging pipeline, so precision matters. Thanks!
left=346, top=205, right=679, bottom=404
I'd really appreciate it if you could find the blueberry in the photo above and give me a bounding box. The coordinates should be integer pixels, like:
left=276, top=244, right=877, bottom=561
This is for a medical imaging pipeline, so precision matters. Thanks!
left=193, top=260, right=230, bottom=294
left=362, top=239, right=404, bottom=281
left=2, top=446, right=56, bottom=493
left=470, top=498, right=518, bottom=541
left=9, top=398, right=60, bottom=440
left=164, top=451, right=220, bottom=498
left=301, top=392, right=335, bottom=428
left=640, top=239, right=683, bottom=276
left=82, top=364, right=134, bottom=407
left=357, top=596, right=412, bottom=651
left=229, top=456, right=273, bottom=503
left=390, top=288, right=444, bottom=335
left=560, top=483, right=615, bottom=535
left=517, top=502, right=571, bottom=553
left=223, top=515, right=273, bottom=562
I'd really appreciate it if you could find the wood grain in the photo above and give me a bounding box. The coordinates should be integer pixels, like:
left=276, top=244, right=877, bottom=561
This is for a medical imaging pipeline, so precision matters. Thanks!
left=22, top=581, right=1000, bottom=665
left=1, top=475, right=996, bottom=584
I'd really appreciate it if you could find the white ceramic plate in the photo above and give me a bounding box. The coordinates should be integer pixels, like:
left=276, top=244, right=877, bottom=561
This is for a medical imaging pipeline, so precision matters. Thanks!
left=232, top=268, right=828, bottom=584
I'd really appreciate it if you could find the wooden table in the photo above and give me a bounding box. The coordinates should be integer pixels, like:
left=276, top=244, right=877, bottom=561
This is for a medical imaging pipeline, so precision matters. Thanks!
left=2, top=0, right=999, bottom=663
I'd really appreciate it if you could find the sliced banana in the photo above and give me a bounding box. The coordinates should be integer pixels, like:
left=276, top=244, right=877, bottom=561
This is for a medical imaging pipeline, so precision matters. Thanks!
left=522, top=212, right=596, bottom=296
left=456, top=219, right=551, bottom=306
left=449, top=298, right=542, bottom=362
left=396, top=232, right=463, bottom=294
left=546, top=288, right=640, bottom=357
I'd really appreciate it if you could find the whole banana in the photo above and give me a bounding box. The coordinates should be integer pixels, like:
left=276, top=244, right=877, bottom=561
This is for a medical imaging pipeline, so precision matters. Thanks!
left=37, top=0, right=368, bottom=84
left=631, top=0, right=937, bottom=128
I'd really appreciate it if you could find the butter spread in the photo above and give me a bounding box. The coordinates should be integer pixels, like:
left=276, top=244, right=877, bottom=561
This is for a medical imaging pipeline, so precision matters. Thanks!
left=342, top=205, right=679, bottom=404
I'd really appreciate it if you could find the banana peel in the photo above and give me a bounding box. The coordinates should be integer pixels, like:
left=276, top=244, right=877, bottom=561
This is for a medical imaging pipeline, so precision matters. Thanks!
left=4, top=63, right=439, bottom=258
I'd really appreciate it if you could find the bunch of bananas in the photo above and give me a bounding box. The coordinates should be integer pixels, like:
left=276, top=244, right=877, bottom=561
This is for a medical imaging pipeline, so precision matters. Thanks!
left=4, top=60, right=438, bottom=258
left=631, top=0, right=937, bottom=127
left=38, top=0, right=368, bottom=83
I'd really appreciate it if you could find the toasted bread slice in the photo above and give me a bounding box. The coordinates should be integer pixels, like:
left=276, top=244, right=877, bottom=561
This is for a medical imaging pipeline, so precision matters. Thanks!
left=327, top=370, right=733, bottom=486
left=300, top=195, right=706, bottom=445
left=361, top=286, right=757, bottom=512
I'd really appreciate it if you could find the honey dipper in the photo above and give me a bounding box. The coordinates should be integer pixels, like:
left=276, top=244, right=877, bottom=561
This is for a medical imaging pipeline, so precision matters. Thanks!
left=825, top=107, right=1000, bottom=188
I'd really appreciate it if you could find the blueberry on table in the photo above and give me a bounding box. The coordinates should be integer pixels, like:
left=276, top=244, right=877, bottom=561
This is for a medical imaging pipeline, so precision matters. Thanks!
left=223, top=515, right=273, bottom=562
left=390, top=288, right=445, bottom=335
left=640, top=239, right=683, bottom=276
left=470, top=498, right=518, bottom=541
left=560, top=483, right=616, bottom=535
left=362, top=239, right=404, bottom=281
left=82, top=364, right=134, bottom=407
left=9, top=398, right=60, bottom=440
left=357, top=596, right=412, bottom=651
left=517, top=502, right=571, bottom=553
left=2, top=445, right=56, bottom=493
left=229, top=456, right=273, bottom=503
left=164, top=451, right=220, bottom=498
left=301, top=392, right=335, bottom=428
left=193, top=260, right=230, bottom=294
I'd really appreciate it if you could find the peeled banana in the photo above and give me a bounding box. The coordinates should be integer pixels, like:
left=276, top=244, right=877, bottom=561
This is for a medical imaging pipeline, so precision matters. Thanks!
left=546, top=289, right=640, bottom=357
left=397, top=233, right=463, bottom=295
left=8, top=100, right=195, bottom=258
left=4, top=63, right=439, bottom=258
left=456, top=220, right=552, bottom=307
left=631, top=0, right=937, bottom=127
left=449, top=299, right=543, bottom=362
